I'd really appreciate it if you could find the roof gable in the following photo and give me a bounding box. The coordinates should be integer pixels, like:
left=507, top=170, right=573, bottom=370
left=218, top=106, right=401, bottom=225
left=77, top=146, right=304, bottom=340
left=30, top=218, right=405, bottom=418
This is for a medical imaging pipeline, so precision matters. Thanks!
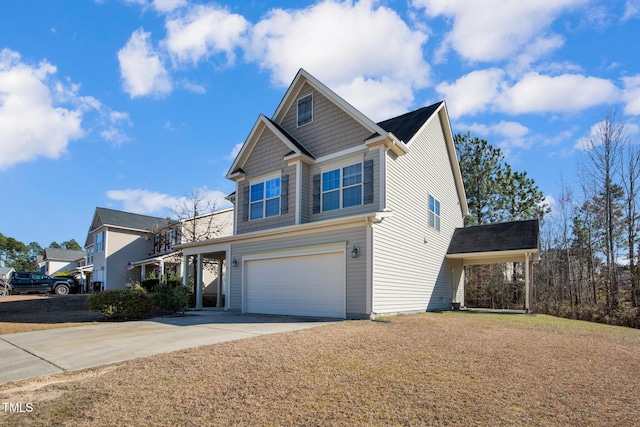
left=272, top=69, right=388, bottom=139
left=226, top=115, right=314, bottom=178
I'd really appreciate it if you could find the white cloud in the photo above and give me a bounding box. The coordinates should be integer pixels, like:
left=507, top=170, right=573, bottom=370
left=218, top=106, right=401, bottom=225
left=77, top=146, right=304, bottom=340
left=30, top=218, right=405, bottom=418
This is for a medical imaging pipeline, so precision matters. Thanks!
left=467, top=120, right=531, bottom=151
left=178, top=79, right=206, bottom=94
left=106, top=188, right=177, bottom=214
left=121, top=0, right=186, bottom=13
left=164, top=4, right=248, bottom=65
left=226, top=142, right=243, bottom=160
left=497, top=72, right=620, bottom=114
left=622, top=75, right=640, bottom=115
left=247, top=0, right=430, bottom=120
left=412, top=0, right=587, bottom=63
left=0, top=49, right=84, bottom=169
left=622, top=0, right=640, bottom=21
left=118, top=28, right=172, bottom=98
left=437, top=69, right=505, bottom=118
left=153, top=0, right=186, bottom=13
left=106, top=187, right=232, bottom=215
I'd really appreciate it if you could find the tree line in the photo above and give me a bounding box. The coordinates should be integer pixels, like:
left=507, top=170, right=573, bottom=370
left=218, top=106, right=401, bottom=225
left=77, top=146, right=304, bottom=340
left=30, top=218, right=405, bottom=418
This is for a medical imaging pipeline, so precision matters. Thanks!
left=0, top=233, right=82, bottom=271
left=456, top=111, right=640, bottom=328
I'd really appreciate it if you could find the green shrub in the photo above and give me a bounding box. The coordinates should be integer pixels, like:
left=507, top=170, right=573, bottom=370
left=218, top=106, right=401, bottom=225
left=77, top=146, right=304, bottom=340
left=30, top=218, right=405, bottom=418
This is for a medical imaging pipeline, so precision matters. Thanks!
left=140, top=278, right=160, bottom=292
left=88, top=289, right=154, bottom=320
left=153, top=284, right=189, bottom=314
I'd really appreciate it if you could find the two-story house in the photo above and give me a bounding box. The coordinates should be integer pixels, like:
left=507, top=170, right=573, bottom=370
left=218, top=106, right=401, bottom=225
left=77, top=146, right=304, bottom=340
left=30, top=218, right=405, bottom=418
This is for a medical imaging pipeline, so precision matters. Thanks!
left=38, top=248, right=87, bottom=276
left=178, top=69, right=470, bottom=319
left=84, top=207, right=233, bottom=302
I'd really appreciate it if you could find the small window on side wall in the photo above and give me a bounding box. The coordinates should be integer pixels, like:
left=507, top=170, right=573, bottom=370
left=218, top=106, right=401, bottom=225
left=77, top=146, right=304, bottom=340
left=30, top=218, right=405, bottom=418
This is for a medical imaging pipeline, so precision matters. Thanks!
left=297, top=94, right=313, bottom=126
left=429, top=195, right=441, bottom=231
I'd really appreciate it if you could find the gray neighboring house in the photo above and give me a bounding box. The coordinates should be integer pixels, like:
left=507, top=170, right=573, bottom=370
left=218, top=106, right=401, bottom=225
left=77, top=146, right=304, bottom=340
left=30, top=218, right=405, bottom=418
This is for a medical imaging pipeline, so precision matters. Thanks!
left=38, top=248, right=87, bottom=276
left=0, top=267, right=15, bottom=281
left=84, top=208, right=172, bottom=291
left=83, top=207, right=234, bottom=296
left=179, top=69, right=471, bottom=319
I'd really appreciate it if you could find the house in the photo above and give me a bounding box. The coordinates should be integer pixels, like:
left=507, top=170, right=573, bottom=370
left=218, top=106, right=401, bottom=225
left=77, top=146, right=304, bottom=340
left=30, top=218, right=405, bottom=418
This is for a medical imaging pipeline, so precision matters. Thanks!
left=84, top=207, right=233, bottom=297
left=177, top=69, right=470, bottom=319
left=0, top=267, right=15, bottom=281
left=38, top=247, right=87, bottom=276
left=128, top=208, right=233, bottom=302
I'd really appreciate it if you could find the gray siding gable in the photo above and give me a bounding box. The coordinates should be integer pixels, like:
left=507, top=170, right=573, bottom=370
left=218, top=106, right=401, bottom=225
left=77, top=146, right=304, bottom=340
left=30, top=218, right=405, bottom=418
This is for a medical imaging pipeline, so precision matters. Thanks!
left=277, top=83, right=374, bottom=158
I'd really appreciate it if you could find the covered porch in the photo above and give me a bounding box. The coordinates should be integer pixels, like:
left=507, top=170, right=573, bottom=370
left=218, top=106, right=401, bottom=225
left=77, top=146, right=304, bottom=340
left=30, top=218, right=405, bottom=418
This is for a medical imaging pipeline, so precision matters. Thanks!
left=180, top=242, right=230, bottom=311
left=446, top=220, right=540, bottom=313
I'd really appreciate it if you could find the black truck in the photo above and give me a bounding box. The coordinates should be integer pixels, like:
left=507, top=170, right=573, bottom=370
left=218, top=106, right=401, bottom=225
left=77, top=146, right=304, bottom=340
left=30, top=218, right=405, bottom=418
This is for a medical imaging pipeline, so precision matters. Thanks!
left=8, top=271, right=81, bottom=295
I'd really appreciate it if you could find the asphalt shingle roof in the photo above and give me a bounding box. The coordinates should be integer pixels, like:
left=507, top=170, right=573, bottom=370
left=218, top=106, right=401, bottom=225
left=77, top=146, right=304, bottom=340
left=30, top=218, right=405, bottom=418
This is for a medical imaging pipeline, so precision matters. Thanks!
left=375, top=102, right=443, bottom=143
left=447, top=219, right=540, bottom=255
left=94, top=207, right=172, bottom=231
left=268, top=118, right=315, bottom=159
left=44, top=248, right=87, bottom=261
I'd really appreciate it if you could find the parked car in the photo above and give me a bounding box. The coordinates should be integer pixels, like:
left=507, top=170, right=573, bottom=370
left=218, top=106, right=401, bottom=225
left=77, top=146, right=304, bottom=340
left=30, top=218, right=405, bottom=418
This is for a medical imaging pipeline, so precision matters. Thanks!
left=8, top=271, right=81, bottom=295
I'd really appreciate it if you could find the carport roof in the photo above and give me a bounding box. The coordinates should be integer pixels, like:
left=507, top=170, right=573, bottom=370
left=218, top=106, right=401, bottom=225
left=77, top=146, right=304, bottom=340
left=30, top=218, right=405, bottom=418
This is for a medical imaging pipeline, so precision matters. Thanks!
left=446, top=219, right=540, bottom=265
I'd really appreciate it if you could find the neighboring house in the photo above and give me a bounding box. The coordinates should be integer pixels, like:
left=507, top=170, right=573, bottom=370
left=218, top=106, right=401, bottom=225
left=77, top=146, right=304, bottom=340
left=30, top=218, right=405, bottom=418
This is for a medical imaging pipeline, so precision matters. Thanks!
left=0, top=267, right=15, bottom=281
left=129, top=208, right=233, bottom=299
left=178, top=69, right=470, bottom=319
left=84, top=207, right=233, bottom=295
left=38, top=248, right=87, bottom=276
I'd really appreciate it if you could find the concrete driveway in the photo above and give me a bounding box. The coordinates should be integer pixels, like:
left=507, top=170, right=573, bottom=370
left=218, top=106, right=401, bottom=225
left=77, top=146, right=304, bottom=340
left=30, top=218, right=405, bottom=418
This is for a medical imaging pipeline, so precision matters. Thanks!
left=0, top=310, right=336, bottom=385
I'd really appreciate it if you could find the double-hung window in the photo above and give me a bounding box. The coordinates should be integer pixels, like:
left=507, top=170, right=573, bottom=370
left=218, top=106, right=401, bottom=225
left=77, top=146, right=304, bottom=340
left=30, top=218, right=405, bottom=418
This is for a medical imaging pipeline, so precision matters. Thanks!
left=250, top=177, right=281, bottom=220
left=428, top=195, right=441, bottom=231
left=322, top=163, right=362, bottom=211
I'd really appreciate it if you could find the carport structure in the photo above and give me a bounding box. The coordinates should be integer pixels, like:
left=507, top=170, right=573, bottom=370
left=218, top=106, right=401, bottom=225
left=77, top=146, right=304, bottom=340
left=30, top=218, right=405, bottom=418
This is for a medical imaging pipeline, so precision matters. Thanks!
left=445, top=219, right=540, bottom=313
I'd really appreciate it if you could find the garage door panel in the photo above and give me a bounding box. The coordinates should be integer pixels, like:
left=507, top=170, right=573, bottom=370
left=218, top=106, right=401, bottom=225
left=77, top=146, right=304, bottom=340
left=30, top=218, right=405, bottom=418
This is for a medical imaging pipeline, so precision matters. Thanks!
left=245, top=252, right=345, bottom=318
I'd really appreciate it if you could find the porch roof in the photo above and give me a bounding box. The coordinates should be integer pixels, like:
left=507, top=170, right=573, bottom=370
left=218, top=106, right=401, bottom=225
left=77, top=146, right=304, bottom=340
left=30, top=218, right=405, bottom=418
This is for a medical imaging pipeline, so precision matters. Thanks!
left=446, top=219, right=540, bottom=265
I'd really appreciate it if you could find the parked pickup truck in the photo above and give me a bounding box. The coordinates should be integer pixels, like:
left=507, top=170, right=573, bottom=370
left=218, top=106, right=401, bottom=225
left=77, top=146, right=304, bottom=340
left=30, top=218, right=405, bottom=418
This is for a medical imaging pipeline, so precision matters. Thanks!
left=8, top=271, right=81, bottom=295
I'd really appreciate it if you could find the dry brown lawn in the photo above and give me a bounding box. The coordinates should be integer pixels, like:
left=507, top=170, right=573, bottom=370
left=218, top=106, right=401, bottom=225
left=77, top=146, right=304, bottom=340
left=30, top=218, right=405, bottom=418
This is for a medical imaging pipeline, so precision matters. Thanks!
left=1, top=300, right=639, bottom=426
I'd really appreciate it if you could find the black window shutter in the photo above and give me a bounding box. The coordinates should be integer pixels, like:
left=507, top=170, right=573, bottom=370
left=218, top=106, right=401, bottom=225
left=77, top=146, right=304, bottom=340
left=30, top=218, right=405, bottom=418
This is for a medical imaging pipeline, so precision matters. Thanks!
left=363, top=159, right=374, bottom=204
left=281, top=174, right=289, bottom=214
left=312, top=174, right=321, bottom=214
left=242, top=185, right=249, bottom=221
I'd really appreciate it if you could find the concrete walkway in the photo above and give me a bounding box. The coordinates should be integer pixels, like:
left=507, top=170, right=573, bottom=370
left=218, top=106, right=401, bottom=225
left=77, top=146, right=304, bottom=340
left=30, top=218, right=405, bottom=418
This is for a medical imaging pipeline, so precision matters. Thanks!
left=0, top=310, right=336, bottom=385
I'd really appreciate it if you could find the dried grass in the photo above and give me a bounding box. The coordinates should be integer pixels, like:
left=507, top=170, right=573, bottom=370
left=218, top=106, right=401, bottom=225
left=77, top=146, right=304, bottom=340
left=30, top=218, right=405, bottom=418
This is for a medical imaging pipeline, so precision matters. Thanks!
left=2, top=312, right=639, bottom=426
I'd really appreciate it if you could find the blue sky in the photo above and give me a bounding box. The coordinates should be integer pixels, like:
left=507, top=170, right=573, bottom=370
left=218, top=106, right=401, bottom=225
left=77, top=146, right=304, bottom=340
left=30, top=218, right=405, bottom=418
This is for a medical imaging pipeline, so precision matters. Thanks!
left=1, top=0, right=639, bottom=248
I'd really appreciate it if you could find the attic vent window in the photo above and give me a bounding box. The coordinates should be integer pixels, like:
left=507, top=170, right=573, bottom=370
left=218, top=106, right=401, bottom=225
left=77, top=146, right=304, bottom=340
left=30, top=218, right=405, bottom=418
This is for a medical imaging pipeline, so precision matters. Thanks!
left=297, top=94, right=313, bottom=126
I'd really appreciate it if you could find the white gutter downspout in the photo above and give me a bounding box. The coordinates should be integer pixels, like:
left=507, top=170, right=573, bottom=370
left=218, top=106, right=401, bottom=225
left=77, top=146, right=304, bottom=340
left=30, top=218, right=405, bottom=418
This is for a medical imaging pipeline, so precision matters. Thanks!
left=365, top=217, right=373, bottom=316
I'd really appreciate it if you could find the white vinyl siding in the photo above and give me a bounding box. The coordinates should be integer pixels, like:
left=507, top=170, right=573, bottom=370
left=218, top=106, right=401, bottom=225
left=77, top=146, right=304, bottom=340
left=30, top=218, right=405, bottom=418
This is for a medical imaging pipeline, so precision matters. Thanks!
left=372, top=111, right=464, bottom=313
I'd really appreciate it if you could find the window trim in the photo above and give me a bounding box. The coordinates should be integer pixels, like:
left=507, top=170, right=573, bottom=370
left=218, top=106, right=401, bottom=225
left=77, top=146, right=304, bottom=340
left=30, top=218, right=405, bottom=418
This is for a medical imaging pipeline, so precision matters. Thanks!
left=297, top=93, right=313, bottom=127
left=249, top=173, right=282, bottom=221
left=428, top=194, right=441, bottom=232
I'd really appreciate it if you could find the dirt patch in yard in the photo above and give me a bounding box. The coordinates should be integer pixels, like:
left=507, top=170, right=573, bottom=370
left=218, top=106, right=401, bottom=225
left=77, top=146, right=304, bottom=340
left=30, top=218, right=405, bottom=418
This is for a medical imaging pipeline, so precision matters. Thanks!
left=0, top=295, right=102, bottom=334
left=1, top=312, right=639, bottom=426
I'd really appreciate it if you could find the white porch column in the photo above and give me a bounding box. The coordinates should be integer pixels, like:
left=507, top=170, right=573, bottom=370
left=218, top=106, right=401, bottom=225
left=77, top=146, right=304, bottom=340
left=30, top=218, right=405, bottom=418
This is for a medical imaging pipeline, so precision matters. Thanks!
left=141, top=264, right=146, bottom=280
left=182, top=254, right=188, bottom=288
left=196, top=253, right=203, bottom=310
left=216, top=260, right=222, bottom=308
left=524, top=253, right=530, bottom=313
left=159, top=260, right=165, bottom=283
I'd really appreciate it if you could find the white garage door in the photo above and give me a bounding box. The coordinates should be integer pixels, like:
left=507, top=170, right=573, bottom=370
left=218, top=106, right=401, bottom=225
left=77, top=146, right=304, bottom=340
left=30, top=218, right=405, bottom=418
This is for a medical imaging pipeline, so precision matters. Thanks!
left=245, top=251, right=345, bottom=318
